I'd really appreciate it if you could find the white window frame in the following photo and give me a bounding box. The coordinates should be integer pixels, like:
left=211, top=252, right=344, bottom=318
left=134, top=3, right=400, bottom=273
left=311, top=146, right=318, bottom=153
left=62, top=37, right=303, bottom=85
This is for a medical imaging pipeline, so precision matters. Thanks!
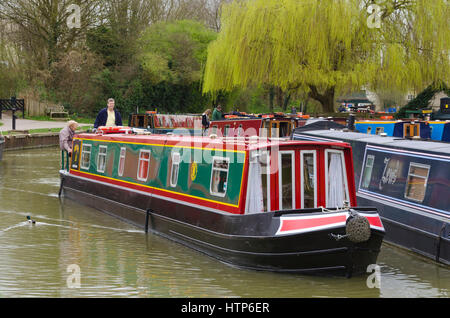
left=118, top=147, right=126, bottom=177
left=170, top=152, right=181, bottom=187
left=361, top=154, right=375, bottom=189
left=278, top=151, right=296, bottom=210
left=224, top=125, right=230, bottom=137
left=137, top=150, right=151, bottom=182
left=300, top=150, right=317, bottom=209
left=237, top=124, right=244, bottom=137
left=404, top=162, right=430, bottom=203
left=325, top=149, right=350, bottom=207
left=210, top=156, right=230, bottom=198
left=97, top=145, right=108, bottom=173
left=262, top=151, right=271, bottom=212
left=271, top=122, right=279, bottom=138
left=245, top=150, right=271, bottom=214
left=80, top=144, right=92, bottom=170
left=375, top=127, right=384, bottom=135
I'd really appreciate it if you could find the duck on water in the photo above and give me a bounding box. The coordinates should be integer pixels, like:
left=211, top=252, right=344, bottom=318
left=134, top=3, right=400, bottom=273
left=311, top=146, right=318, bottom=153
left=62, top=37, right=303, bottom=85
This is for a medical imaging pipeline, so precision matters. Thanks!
left=26, top=216, right=36, bottom=224
left=59, top=126, right=385, bottom=277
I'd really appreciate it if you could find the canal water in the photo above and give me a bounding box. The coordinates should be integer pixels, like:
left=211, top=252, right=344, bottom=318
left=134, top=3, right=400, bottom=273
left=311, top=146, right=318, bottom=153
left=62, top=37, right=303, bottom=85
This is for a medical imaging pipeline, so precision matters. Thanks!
left=0, top=147, right=448, bottom=298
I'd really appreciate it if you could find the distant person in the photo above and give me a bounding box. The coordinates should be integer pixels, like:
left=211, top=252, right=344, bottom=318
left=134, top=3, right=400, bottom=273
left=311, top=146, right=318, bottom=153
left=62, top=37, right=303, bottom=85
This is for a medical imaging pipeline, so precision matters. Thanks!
left=212, top=104, right=223, bottom=121
left=202, top=109, right=211, bottom=132
left=94, top=98, right=123, bottom=129
left=59, top=120, right=78, bottom=155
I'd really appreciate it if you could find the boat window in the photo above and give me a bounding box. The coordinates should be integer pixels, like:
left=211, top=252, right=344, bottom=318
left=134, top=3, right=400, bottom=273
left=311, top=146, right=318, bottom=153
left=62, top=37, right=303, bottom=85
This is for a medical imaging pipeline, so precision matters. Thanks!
left=414, top=124, right=420, bottom=137
left=375, top=127, right=384, bottom=135
left=326, top=150, right=349, bottom=208
left=137, top=150, right=151, bottom=182
left=118, top=147, right=126, bottom=177
left=237, top=124, right=244, bottom=137
left=301, top=151, right=317, bottom=209
left=210, top=157, right=230, bottom=197
left=260, top=152, right=270, bottom=212
left=271, top=122, right=279, bottom=138
left=224, top=125, right=230, bottom=137
left=246, top=151, right=270, bottom=214
left=379, top=158, right=403, bottom=191
left=361, top=155, right=375, bottom=188
left=279, top=122, right=290, bottom=137
left=170, top=152, right=181, bottom=187
left=406, top=124, right=421, bottom=137
left=278, top=151, right=295, bottom=210
left=211, top=125, right=218, bottom=135
left=260, top=120, right=270, bottom=138
left=404, top=124, right=420, bottom=138
left=404, top=124, right=410, bottom=137
left=80, top=144, right=92, bottom=170
left=367, top=127, right=372, bottom=134
left=97, top=145, right=108, bottom=173
left=404, top=163, right=430, bottom=202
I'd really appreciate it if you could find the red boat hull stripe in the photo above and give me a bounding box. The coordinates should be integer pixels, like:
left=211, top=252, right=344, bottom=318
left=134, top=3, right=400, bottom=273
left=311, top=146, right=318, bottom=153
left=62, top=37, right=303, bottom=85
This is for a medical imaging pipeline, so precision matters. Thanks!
left=277, top=213, right=384, bottom=235
left=279, top=215, right=347, bottom=234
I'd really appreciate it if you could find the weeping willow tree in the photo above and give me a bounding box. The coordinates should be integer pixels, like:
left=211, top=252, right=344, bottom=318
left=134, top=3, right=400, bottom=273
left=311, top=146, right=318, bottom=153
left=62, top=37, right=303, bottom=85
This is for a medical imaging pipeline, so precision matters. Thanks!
left=203, top=0, right=450, bottom=112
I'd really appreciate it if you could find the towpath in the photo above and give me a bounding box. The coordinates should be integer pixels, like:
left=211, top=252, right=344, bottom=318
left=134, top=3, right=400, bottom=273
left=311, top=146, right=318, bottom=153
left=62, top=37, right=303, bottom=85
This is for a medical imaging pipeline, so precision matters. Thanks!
left=0, top=113, right=92, bottom=132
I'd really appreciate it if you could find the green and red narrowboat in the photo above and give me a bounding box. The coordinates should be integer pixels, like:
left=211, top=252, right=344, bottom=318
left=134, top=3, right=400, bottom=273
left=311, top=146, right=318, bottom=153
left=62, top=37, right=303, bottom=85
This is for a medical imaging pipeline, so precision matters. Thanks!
left=60, top=127, right=385, bottom=276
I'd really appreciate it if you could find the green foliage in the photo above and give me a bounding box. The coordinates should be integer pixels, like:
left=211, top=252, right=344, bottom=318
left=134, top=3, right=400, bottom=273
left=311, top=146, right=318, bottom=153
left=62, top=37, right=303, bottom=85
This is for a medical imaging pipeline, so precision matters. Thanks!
left=87, top=25, right=129, bottom=68
left=127, top=20, right=219, bottom=114
left=396, top=82, right=450, bottom=119
left=76, top=20, right=220, bottom=118
left=0, top=64, right=25, bottom=98
left=204, top=1, right=378, bottom=95
left=138, top=20, right=218, bottom=85
left=0, top=39, right=26, bottom=98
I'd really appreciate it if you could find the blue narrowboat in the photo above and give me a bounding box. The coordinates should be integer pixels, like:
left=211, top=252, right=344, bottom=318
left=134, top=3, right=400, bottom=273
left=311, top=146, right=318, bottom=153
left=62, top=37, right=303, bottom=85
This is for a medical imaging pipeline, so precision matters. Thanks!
left=355, top=120, right=432, bottom=139
left=292, top=127, right=450, bottom=265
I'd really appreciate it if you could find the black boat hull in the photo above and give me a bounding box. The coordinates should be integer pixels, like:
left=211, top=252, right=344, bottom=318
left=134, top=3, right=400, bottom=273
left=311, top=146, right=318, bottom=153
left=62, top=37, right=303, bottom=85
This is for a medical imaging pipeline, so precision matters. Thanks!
left=60, top=172, right=384, bottom=276
left=357, top=193, right=450, bottom=265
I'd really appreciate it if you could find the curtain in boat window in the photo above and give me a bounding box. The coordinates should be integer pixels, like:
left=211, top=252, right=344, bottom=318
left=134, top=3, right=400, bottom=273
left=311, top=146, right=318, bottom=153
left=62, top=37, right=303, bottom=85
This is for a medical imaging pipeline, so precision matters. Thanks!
left=327, top=152, right=346, bottom=208
left=246, top=158, right=264, bottom=214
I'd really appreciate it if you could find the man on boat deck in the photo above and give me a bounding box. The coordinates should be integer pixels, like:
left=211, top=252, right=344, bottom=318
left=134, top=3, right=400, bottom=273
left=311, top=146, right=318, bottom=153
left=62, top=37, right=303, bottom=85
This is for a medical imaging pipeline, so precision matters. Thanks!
left=59, top=120, right=78, bottom=155
left=212, top=104, right=223, bottom=121
left=94, top=98, right=123, bottom=129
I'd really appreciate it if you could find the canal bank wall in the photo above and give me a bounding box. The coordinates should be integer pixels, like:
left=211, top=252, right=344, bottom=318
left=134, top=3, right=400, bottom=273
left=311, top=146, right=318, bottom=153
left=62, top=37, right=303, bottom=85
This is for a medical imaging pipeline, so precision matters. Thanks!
left=3, top=132, right=60, bottom=151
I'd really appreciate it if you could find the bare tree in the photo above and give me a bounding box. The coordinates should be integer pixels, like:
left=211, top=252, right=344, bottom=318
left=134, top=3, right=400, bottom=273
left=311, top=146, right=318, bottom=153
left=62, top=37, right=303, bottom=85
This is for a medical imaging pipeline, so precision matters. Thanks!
left=0, top=0, right=102, bottom=68
left=204, top=0, right=231, bottom=31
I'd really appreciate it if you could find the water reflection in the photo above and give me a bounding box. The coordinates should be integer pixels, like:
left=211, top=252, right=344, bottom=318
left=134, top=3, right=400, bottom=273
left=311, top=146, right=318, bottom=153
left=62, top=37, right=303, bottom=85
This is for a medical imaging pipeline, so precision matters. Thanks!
left=0, top=147, right=448, bottom=297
